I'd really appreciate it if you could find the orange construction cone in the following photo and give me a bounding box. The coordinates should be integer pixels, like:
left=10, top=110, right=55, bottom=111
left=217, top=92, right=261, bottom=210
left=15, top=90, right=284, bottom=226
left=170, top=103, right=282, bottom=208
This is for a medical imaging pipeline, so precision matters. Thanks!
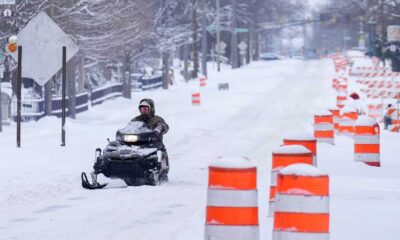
left=338, top=106, right=358, bottom=136
left=354, top=116, right=380, bottom=167
left=269, top=145, right=313, bottom=217
left=283, top=133, right=317, bottom=166
left=314, top=110, right=334, bottom=144
left=336, top=92, right=347, bottom=109
left=205, top=157, right=259, bottom=240
left=273, top=163, right=329, bottom=240
left=192, top=93, right=201, bottom=105
left=200, top=76, right=207, bottom=87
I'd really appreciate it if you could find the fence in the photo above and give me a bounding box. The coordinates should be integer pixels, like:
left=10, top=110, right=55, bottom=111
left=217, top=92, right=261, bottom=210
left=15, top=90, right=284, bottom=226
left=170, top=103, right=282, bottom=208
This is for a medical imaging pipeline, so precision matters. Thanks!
left=8, top=75, right=164, bottom=122
left=141, top=75, right=163, bottom=91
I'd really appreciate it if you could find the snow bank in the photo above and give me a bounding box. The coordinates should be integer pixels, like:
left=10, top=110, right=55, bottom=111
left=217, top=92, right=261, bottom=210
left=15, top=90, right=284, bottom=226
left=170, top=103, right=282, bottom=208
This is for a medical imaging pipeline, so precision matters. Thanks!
left=280, top=163, right=327, bottom=176
left=355, top=116, right=378, bottom=126
left=210, top=157, right=254, bottom=169
left=273, top=145, right=311, bottom=154
left=315, top=109, right=333, bottom=116
left=283, top=132, right=315, bottom=141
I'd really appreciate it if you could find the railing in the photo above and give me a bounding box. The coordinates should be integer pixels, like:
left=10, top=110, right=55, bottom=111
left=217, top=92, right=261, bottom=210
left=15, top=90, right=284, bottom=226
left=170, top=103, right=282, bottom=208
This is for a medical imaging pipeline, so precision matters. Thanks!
left=7, top=74, right=165, bottom=121
left=91, top=83, right=123, bottom=106
left=141, top=75, right=163, bottom=91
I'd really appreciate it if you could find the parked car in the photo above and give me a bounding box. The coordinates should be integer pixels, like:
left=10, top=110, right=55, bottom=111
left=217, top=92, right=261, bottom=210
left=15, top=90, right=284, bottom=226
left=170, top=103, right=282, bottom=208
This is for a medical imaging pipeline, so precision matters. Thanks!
left=260, top=53, right=283, bottom=61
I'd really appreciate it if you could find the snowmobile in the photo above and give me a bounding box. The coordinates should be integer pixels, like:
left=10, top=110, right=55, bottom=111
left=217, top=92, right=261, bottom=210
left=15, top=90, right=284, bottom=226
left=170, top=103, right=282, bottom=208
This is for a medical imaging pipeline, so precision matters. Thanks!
left=81, top=121, right=169, bottom=190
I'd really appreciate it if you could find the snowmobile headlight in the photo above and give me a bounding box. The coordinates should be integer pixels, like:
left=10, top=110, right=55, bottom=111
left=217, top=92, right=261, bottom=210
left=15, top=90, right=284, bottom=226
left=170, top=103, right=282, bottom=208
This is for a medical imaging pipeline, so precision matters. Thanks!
left=123, top=134, right=139, bottom=142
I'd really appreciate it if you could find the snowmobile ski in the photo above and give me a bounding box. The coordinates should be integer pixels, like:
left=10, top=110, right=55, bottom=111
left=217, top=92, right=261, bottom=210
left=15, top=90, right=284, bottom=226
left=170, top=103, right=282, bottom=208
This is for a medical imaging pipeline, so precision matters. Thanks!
left=81, top=172, right=107, bottom=190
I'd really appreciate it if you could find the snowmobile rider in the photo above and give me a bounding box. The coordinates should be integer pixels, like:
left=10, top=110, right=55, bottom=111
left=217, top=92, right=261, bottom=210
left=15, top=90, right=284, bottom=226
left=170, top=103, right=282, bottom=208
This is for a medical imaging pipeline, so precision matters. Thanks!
left=132, top=98, right=169, bottom=139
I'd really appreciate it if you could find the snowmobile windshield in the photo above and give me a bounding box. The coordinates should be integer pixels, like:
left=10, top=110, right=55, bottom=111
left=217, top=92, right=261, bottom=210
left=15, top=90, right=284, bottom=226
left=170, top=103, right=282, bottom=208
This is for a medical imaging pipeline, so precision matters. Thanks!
left=118, top=121, right=153, bottom=135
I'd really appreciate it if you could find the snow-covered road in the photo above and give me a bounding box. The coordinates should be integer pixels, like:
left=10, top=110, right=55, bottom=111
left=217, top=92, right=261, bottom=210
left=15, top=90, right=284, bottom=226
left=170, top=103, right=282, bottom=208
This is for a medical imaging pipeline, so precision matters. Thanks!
left=1, top=59, right=400, bottom=240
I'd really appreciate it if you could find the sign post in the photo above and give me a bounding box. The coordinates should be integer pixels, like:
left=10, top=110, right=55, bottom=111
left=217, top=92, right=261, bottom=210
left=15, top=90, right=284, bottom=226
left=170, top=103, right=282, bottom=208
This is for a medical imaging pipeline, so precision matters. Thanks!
left=16, top=46, right=22, bottom=147
left=9, top=11, right=79, bottom=147
left=61, top=47, right=66, bottom=146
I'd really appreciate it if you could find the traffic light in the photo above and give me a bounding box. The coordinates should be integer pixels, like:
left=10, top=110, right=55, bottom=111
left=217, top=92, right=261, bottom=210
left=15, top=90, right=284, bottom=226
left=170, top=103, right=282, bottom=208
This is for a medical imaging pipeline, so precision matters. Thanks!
left=5, top=35, right=17, bottom=53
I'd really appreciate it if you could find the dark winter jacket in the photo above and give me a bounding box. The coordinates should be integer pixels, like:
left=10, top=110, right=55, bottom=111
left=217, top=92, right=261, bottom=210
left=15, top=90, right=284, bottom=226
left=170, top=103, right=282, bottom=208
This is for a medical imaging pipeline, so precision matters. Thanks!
left=132, top=98, right=169, bottom=139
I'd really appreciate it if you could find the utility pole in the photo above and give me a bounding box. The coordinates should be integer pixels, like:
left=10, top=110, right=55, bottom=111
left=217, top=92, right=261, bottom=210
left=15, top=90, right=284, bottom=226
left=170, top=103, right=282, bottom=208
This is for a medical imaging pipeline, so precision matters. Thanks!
left=380, top=0, right=386, bottom=65
left=201, top=0, right=207, bottom=77
left=252, top=0, right=260, bottom=61
left=230, top=0, right=238, bottom=69
left=216, top=0, right=221, bottom=71
left=192, top=0, right=199, bottom=78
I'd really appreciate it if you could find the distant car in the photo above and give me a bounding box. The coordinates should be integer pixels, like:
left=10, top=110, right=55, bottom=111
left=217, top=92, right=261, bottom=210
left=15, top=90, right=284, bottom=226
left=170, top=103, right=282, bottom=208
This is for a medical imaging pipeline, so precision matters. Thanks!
left=260, top=53, right=282, bottom=61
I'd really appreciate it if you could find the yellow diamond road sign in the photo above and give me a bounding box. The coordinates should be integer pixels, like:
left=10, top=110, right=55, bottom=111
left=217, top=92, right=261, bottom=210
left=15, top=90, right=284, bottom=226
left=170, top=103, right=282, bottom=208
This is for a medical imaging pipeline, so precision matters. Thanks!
left=10, top=11, right=79, bottom=86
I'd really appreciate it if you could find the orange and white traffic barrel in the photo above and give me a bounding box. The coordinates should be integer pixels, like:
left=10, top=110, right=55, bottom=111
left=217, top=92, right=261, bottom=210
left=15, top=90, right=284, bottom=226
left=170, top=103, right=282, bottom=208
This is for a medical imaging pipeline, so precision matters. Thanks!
left=332, top=78, right=338, bottom=90
left=367, top=103, right=383, bottom=121
left=337, top=79, right=348, bottom=93
left=200, top=75, right=207, bottom=87
left=205, top=157, right=259, bottom=240
left=283, top=133, right=317, bottom=166
left=328, top=106, right=340, bottom=131
left=273, top=163, right=329, bottom=240
left=314, top=110, right=334, bottom=144
left=336, top=92, right=347, bottom=109
left=269, top=145, right=313, bottom=216
left=192, top=92, right=201, bottom=105
left=354, top=116, right=380, bottom=167
left=338, top=106, right=358, bottom=135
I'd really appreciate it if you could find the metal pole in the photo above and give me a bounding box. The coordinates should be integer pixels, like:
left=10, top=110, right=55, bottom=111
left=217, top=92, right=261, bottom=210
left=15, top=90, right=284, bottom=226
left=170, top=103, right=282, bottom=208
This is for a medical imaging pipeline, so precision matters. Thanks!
left=201, top=0, right=207, bottom=77
left=61, top=46, right=66, bottom=147
left=230, top=0, right=238, bottom=69
left=216, top=0, right=221, bottom=72
left=17, top=46, right=22, bottom=148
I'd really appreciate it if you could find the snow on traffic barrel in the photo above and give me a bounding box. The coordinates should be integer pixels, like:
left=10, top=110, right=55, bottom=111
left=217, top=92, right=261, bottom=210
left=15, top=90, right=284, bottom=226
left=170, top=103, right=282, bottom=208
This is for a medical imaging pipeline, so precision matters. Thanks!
left=338, top=106, right=358, bottom=136
left=192, top=92, right=201, bottom=105
left=328, top=106, right=340, bottom=131
left=273, top=164, right=330, bottom=240
left=205, top=157, right=259, bottom=240
left=269, top=145, right=313, bottom=217
left=354, top=116, right=381, bottom=167
left=283, top=132, right=317, bottom=166
left=314, top=110, right=334, bottom=144
left=336, top=92, right=347, bottom=109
